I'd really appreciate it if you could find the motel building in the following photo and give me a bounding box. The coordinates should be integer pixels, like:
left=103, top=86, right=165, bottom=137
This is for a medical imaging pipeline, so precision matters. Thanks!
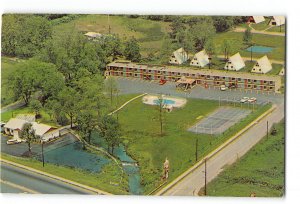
left=105, top=61, right=282, bottom=93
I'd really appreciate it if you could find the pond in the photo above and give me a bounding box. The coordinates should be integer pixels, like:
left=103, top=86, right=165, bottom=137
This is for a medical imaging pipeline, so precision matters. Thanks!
left=246, top=45, right=273, bottom=53
left=31, top=134, right=110, bottom=172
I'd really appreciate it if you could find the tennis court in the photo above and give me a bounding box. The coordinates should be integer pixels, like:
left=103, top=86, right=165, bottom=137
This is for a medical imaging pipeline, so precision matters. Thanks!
left=188, top=107, right=251, bottom=135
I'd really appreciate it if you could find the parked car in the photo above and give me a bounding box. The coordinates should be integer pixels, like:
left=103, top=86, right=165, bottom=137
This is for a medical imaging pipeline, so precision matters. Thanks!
left=220, top=85, right=227, bottom=91
left=6, top=139, right=22, bottom=145
left=159, top=79, right=167, bottom=85
left=248, top=97, right=257, bottom=103
left=240, top=97, right=250, bottom=103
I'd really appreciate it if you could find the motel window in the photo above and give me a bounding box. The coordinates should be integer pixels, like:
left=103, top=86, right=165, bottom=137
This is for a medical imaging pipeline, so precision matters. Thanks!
left=248, top=85, right=251, bottom=88
left=177, top=73, right=181, bottom=76
left=238, top=78, right=241, bottom=81
left=197, top=62, right=199, bottom=64
left=270, top=87, right=273, bottom=89
left=254, top=85, right=257, bottom=88
left=158, top=71, right=161, bottom=73
left=158, top=76, right=161, bottom=79
left=134, top=69, right=137, bottom=71
left=134, top=74, right=137, bottom=77
left=175, top=60, right=177, bottom=62
left=172, top=55, right=175, bottom=58
left=231, top=66, right=233, bottom=68
left=264, top=86, right=267, bottom=89
left=169, top=60, right=172, bottom=62
left=270, top=81, right=273, bottom=85
left=192, top=74, right=195, bottom=77
left=223, top=77, right=225, bottom=79
left=248, top=79, right=251, bottom=82
left=259, top=69, right=261, bottom=71
left=254, top=80, right=257, bottom=82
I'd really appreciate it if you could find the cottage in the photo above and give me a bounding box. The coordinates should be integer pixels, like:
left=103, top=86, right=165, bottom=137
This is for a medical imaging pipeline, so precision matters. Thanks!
left=279, top=67, right=285, bottom=76
left=169, top=48, right=188, bottom=65
left=269, top=16, right=285, bottom=26
left=31, top=122, right=59, bottom=142
left=224, top=53, right=245, bottom=71
left=4, top=118, right=28, bottom=139
left=190, top=50, right=209, bottom=67
left=251, top=55, right=272, bottom=74
left=247, top=16, right=265, bottom=24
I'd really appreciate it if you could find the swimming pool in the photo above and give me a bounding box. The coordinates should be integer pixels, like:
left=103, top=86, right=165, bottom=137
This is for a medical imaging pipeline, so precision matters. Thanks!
left=153, top=99, right=176, bottom=105
left=246, top=46, right=273, bottom=53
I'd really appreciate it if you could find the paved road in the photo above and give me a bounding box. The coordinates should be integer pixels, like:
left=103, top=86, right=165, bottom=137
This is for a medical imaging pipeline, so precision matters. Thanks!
left=0, top=162, right=94, bottom=194
left=158, top=101, right=284, bottom=196
left=0, top=100, right=25, bottom=114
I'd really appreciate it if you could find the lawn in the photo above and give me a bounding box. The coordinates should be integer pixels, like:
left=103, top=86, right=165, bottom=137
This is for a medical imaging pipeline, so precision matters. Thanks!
left=251, top=22, right=270, bottom=31
left=1, top=153, right=129, bottom=194
left=104, top=96, right=272, bottom=194
left=53, top=15, right=170, bottom=57
left=1, top=106, right=56, bottom=126
left=207, top=120, right=285, bottom=197
left=267, top=25, right=286, bottom=33
left=212, top=32, right=285, bottom=61
left=1, top=57, right=24, bottom=106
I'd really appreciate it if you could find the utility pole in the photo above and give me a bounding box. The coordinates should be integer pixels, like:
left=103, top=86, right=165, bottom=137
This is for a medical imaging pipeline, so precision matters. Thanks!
left=42, top=141, right=45, bottom=167
left=267, top=121, right=269, bottom=140
left=108, top=14, right=111, bottom=34
left=204, top=158, right=207, bottom=196
left=195, top=139, right=198, bottom=162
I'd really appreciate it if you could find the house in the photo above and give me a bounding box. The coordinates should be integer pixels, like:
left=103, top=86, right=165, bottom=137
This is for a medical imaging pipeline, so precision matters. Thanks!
left=251, top=55, right=272, bottom=74
left=190, top=50, right=209, bottom=67
left=31, top=122, right=59, bottom=142
left=169, top=48, right=188, bottom=65
left=269, top=16, right=285, bottom=26
left=279, top=67, right=285, bottom=76
left=247, top=16, right=265, bottom=24
left=4, top=118, right=28, bottom=139
left=224, top=53, right=245, bottom=71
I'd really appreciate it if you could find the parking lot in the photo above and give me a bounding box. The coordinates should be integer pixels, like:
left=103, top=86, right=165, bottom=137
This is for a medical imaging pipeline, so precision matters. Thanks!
left=188, top=107, right=252, bottom=135
left=114, top=77, right=284, bottom=105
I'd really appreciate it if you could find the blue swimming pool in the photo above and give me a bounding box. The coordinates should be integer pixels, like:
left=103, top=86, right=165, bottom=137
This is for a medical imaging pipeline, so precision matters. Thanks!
left=153, top=99, right=176, bottom=105
left=246, top=46, right=273, bottom=53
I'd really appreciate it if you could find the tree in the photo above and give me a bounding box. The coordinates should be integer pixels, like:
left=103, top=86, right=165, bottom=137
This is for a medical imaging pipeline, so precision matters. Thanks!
left=160, top=36, right=174, bottom=64
left=99, top=34, right=123, bottom=61
left=212, top=16, right=234, bottom=32
left=204, top=39, right=215, bottom=69
left=2, top=14, right=52, bottom=57
left=157, top=95, right=165, bottom=136
left=98, top=115, right=121, bottom=154
left=181, top=30, right=195, bottom=59
left=9, top=59, right=64, bottom=105
left=124, top=37, right=141, bottom=62
left=77, top=110, right=96, bottom=144
left=243, top=27, right=253, bottom=45
left=190, top=19, right=216, bottom=51
left=57, top=87, right=80, bottom=128
left=20, top=123, right=37, bottom=154
left=104, top=77, right=118, bottom=107
left=169, top=17, right=186, bottom=39
left=30, top=99, right=42, bottom=118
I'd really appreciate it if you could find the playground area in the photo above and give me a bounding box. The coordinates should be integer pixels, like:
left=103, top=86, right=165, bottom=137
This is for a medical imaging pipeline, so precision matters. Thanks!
left=188, top=107, right=252, bottom=135
left=142, top=94, right=187, bottom=109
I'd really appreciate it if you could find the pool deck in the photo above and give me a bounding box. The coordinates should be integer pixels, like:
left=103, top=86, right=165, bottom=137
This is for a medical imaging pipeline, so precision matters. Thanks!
left=142, top=94, right=187, bottom=108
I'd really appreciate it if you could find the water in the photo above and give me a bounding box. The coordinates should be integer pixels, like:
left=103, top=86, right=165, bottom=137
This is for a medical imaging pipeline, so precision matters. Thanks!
left=42, top=141, right=110, bottom=172
left=90, top=133, right=143, bottom=195
left=153, top=99, right=175, bottom=105
left=246, top=45, right=273, bottom=53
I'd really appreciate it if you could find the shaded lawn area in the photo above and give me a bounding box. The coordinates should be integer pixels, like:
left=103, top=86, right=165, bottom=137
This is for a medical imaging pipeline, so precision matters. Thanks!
left=113, top=96, right=271, bottom=194
left=251, top=22, right=270, bottom=31
left=1, top=57, right=24, bottom=106
left=212, top=32, right=285, bottom=61
left=1, top=153, right=129, bottom=195
left=1, top=106, right=56, bottom=127
left=267, top=25, right=286, bottom=33
left=207, top=121, right=285, bottom=197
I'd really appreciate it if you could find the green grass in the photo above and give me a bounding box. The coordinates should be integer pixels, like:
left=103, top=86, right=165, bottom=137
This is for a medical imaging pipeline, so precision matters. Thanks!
left=251, top=22, right=270, bottom=31
left=108, top=96, right=272, bottom=194
left=267, top=25, right=286, bottom=33
left=1, top=57, right=24, bottom=106
left=212, top=32, right=285, bottom=61
left=1, top=153, right=129, bottom=194
left=1, top=106, right=56, bottom=126
left=267, top=64, right=283, bottom=75
left=53, top=14, right=170, bottom=57
left=207, top=121, right=285, bottom=197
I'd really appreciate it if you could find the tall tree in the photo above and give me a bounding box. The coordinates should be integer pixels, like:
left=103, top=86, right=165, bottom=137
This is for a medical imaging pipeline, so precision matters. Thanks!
left=98, top=115, right=121, bottom=154
left=124, top=37, right=141, bottom=62
left=157, top=95, right=165, bottom=136
left=30, top=99, right=42, bottom=118
left=212, top=16, right=234, bottom=32
left=204, top=39, right=215, bottom=69
left=105, top=77, right=118, bottom=107
left=20, top=123, right=37, bottom=154
left=77, top=110, right=96, bottom=144
left=160, top=36, right=174, bottom=64
left=2, top=14, right=52, bottom=57
left=190, top=19, right=216, bottom=51
left=243, top=27, right=253, bottom=45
